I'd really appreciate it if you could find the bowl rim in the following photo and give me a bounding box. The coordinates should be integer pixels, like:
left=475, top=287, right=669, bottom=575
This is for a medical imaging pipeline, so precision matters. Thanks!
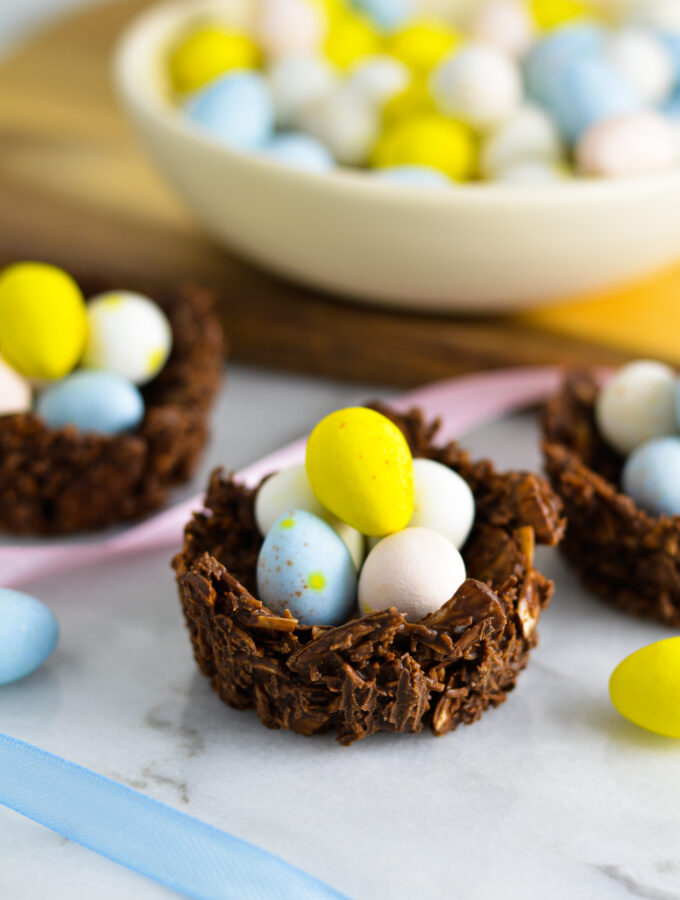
left=113, top=0, right=680, bottom=210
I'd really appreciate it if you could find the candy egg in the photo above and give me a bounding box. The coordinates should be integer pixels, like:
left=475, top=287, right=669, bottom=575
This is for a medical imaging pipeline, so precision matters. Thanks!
left=184, top=71, right=274, bottom=149
left=524, top=24, right=607, bottom=106
left=0, top=589, right=59, bottom=686
left=576, top=111, right=679, bottom=177
left=324, top=10, right=381, bottom=68
left=610, top=637, right=680, bottom=738
left=371, top=113, right=477, bottom=179
left=257, top=510, right=357, bottom=626
left=358, top=527, right=467, bottom=620
left=529, top=0, right=590, bottom=28
left=82, top=291, right=172, bottom=385
left=631, top=0, right=680, bottom=33
left=263, top=132, right=335, bottom=171
left=605, top=26, right=676, bottom=105
left=298, top=86, right=378, bottom=164
left=431, top=44, right=523, bottom=131
left=480, top=103, right=564, bottom=178
left=347, top=55, right=411, bottom=107
left=467, top=0, right=535, bottom=58
left=495, top=159, right=570, bottom=183
left=36, top=371, right=145, bottom=435
left=306, top=407, right=414, bottom=536
left=350, top=0, right=413, bottom=31
left=0, top=262, right=86, bottom=380
left=595, top=360, right=677, bottom=456
left=0, top=356, right=31, bottom=416
left=408, top=459, right=475, bottom=549
left=255, top=0, right=327, bottom=58
left=622, top=437, right=680, bottom=517
left=168, top=25, right=260, bottom=94
left=372, top=164, right=450, bottom=186
left=386, top=20, right=462, bottom=73
left=267, top=55, right=337, bottom=127
left=382, top=75, right=435, bottom=122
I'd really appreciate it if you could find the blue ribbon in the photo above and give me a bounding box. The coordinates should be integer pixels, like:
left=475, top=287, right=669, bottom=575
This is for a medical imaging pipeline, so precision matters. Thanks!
left=0, top=733, right=348, bottom=900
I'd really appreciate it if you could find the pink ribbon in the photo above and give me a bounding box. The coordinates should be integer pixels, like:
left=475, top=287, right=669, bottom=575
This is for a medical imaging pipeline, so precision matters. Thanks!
left=0, top=366, right=564, bottom=589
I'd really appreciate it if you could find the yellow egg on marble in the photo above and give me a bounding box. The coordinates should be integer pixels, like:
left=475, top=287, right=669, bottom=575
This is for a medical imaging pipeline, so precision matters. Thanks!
left=610, top=638, right=680, bottom=738
left=305, top=407, right=414, bottom=537
left=324, top=10, right=382, bottom=68
left=0, top=263, right=86, bottom=380
left=168, top=25, right=260, bottom=94
left=371, top=113, right=477, bottom=180
left=386, top=20, right=462, bottom=73
left=530, top=0, right=591, bottom=28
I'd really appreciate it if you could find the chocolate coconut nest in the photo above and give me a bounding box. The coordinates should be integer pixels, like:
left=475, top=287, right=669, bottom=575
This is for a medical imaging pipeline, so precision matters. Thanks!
left=174, top=406, right=565, bottom=745
left=543, top=370, right=680, bottom=627
left=0, top=281, right=223, bottom=535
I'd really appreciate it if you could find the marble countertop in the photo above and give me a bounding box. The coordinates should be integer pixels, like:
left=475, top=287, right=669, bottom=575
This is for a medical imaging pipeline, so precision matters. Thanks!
left=2, top=364, right=679, bottom=900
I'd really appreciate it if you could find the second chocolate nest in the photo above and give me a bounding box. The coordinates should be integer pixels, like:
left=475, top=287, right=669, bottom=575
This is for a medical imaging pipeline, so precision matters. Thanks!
left=174, top=406, right=565, bottom=745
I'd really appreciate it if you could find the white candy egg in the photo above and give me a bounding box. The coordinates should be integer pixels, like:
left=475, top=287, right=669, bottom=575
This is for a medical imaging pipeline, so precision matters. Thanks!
left=631, top=0, right=680, bottom=32
left=576, top=111, right=679, bottom=178
left=358, top=527, right=467, bottom=620
left=606, top=26, right=676, bottom=105
left=431, top=44, right=522, bottom=131
left=494, top=159, right=570, bottom=184
left=83, top=292, right=172, bottom=385
left=595, top=360, right=678, bottom=456
left=0, top=355, right=31, bottom=416
left=347, top=55, right=411, bottom=108
left=408, top=458, right=475, bottom=549
left=329, top=518, right=365, bottom=570
left=481, top=103, right=564, bottom=178
left=298, top=86, right=379, bottom=165
left=267, top=55, right=337, bottom=127
left=255, top=0, right=327, bottom=59
left=467, top=0, right=535, bottom=58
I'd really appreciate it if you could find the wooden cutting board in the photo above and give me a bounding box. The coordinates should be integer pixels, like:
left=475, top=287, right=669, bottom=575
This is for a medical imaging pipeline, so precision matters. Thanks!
left=0, top=0, right=678, bottom=387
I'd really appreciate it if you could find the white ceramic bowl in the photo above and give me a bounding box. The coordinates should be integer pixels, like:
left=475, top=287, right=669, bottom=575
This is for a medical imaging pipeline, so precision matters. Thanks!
left=114, top=0, right=680, bottom=313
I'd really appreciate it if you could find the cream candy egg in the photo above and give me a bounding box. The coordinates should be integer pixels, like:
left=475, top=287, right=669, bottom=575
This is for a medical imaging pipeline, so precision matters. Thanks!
left=576, top=112, right=679, bottom=177
left=358, top=527, right=467, bottom=620
left=408, top=458, right=475, bottom=550
left=347, top=55, right=411, bottom=108
left=481, top=103, right=564, bottom=178
left=606, top=26, right=676, bottom=105
left=595, top=360, right=677, bottom=456
left=0, top=356, right=31, bottom=416
left=431, top=44, right=523, bottom=131
left=495, top=159, right=570, bottom=184
left=267, top=55, right=337, bottom=127
left=467, top=0, right=535, bottom=58
left=255, top=0, right=327, bottom=59
left=83, top=291, right=172, bottom=386
left=298, top=86, right=379, bottom=164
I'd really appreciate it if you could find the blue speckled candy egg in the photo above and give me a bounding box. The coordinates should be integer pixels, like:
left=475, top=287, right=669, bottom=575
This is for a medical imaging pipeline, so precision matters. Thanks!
left=263, top=133, right=334, bottom=172
left=524, top=24, right=606, bottom=104
left=36, top=370, right=144, bottom=435
left=0, top=589, right=59, bottom=685
left=622, top=437, right=680, bottom=517
left=257, top=509, right=357, bottom=626
left=184, top=71, right=274, bottom=149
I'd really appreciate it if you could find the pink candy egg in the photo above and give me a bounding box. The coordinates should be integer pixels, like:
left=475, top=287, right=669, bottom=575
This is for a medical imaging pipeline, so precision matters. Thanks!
left=255, top=0, right=327, bottom=59
left=577, top=111, right=679, bottom=177
left=467, top=0, right=535, bottom=58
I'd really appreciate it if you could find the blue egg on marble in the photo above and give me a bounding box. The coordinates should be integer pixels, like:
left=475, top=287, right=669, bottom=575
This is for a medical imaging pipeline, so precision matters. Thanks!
left=373, top=165, right=450, bottom=187
left=350, top=0, right=412, bottom=31
left=36, top=370, right=144, bottom=435
left=263, top=133, right=334, bottom=172
left=524, top=24, right=606, bottom=104
left=622, top=437, right=680, bottom=517
left=257, top=509, right=357, bottom=626
left=185, top=71, right=274, bottom=150
left=0, top=589, right=59, bottom=685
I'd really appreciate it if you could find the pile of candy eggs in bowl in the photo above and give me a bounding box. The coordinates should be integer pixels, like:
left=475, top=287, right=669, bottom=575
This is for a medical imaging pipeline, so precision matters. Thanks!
left=254, top=406, right=476, bottom=626
left=164, top=0, right=680, bottom=184
left=0, top=262, right=172, bottom=435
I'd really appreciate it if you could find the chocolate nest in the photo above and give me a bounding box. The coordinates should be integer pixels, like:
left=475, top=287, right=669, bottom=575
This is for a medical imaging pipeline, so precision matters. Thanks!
left=543, top=370, right=680, bottom=627
left=173, top=406, right=565, bottom=745
left=0, top=281, right=223, bottom=535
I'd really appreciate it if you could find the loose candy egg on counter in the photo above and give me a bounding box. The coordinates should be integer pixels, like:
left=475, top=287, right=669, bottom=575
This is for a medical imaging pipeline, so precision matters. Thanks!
left=306, top=407, right=414, bottom=536
left=576, top=111, right=679, bottom=177
left=298, top=86, right=378, bottom=164
left=610, top=637, right=680, bottom=738
left=36, top=371, right=145, bottom=435
left=267, top=55, right=337, bottom=127
left=184, top=71, right=274, bottom=149
left=431, top=44, right=523, bottom=131
left=0, top=356, right=31, bottom=416
left=0, top=589, right=59, bottom=686
left=358, top=527, right=467, bottom=620
left=386, top=20, right=462, bottom=72
left=605, top=26, right=676, bottom=105
left=371, top=113, right=477, bottom=179
left=82, top=291, right=173, bottom=385
left=0, top=262, right=87, bottom=381
left=622, top=436, right=680, bottom=516
left=263, top=132, right=335, bottom=170
left=257, top=509, right=357, bottom=625
left=168, top=25, right=261, bottom=94
left=372, top=164, right=450, bottom=185
left=467, top=0, right=535, bottom=58
left=408, top=459, right=475, bottom=549
left=350, top=0, right=413, bottom=31
left=480, top=103, right=564, bottom=178
left=347, top=54, right=411, bottom=107
left=324, top=10, right=382, bottom=68
left=255, top=0, right=328, bottom=58
left=595, top=360, right=677, bottom=455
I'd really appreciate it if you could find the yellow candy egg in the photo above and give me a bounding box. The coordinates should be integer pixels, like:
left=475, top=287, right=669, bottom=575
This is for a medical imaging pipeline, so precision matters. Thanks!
left=168, top=25, right=260, bottom=94
left=0, top=263, right=86, bottom=380
left=382, top=75, right=435, bottom=124
left=610, top=638, right=680, bottom=738
left=325, top=11, right=382, bottom=68
left=305, top=407, right=414, bottom=537
left=386, top=20, right=462, bottom=73
left=530, top=0, right=590, bottom=28
left=371, top=113, right=477, bottom=180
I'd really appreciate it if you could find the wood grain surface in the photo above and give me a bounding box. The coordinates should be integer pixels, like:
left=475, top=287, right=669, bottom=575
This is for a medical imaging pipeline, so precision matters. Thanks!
left=0, top=0, right=660, bottom=386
